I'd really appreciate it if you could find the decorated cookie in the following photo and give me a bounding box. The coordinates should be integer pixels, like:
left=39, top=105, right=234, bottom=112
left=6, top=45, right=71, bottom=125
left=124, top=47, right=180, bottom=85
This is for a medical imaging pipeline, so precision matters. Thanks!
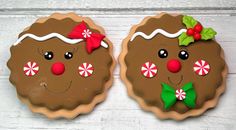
left=119, top=13, right=227, bottom=120
left=7, top=13, right=115, bottom=119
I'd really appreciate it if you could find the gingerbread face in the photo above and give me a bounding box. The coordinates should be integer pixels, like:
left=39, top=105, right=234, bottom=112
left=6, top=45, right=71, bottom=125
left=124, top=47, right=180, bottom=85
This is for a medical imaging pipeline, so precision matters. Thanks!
left=121, top=13, right=227, bottom=119
left=7, top=13, right=114, bottom=118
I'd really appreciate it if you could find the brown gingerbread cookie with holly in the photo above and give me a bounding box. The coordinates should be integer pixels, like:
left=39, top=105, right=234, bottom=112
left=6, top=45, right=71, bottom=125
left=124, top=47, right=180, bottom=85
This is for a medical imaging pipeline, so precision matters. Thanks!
left=7, top=13, right=115, bottom=119
left=119, top=13, right=227, bottom=120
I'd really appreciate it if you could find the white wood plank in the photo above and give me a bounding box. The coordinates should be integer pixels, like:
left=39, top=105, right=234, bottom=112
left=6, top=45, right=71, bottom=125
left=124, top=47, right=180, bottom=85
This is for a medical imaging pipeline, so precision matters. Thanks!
left=0, top=4, right=235, bottom=129
left=0, top=13, right=236, bottom=76
left=0, top=75, right=235, bottom=130
left=0, top=0, right=235, bottom=9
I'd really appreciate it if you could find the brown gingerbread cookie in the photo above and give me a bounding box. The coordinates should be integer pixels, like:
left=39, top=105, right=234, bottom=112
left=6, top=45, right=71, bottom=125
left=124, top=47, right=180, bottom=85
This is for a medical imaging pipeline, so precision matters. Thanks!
left=7, top=13, right=115, bottom=119
left=119, top=13, right=227, bottom=120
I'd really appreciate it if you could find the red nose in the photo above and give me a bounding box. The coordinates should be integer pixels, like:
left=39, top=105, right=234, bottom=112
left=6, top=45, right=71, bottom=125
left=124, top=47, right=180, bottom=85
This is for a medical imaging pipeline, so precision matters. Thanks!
left=51, top=62, right=65, bottom=75
left=167, top=59, right=181, bottom=73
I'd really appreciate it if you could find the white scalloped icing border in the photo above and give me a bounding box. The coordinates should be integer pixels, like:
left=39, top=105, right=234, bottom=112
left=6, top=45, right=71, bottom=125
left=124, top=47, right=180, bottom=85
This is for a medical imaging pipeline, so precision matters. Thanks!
left=130, top=28, right=186, bottom=41
left=14, top=33, right=108, bottom=48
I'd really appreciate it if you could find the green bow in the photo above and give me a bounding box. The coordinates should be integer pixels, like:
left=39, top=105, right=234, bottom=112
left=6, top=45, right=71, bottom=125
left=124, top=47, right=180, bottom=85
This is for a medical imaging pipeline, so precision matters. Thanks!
left=161, top=82, right=196, bottom=109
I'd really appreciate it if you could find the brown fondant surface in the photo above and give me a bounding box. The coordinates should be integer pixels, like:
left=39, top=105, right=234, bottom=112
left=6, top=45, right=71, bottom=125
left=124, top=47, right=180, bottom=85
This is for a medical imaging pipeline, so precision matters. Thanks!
left=8, top=17, right=113, bottom=111
left=124, top=14, right=225, bottom=113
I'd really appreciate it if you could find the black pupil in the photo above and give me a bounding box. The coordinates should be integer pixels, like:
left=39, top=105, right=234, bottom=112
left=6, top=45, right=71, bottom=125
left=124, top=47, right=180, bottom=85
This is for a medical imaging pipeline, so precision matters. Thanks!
left=158, top=49, right=168, bottom=58
left=64, top=52, right=73, bottom=59
left=44, top=51, right=53, bottom=60
left=178, top=50, right=189, bottom=60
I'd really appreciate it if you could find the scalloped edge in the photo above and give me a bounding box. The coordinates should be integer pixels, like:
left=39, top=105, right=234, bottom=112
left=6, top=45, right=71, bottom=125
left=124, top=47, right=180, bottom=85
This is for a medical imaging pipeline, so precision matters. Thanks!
left=119, top=12, right=228, bottom=120
left=9, top=12, right=116, bottom=119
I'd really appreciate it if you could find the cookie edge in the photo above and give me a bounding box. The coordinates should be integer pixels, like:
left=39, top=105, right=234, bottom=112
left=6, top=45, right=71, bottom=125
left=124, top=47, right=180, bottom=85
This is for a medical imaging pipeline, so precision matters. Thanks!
left=118, top=12, right=228, bottom=120
left=13, top=12, right=116, bottom=119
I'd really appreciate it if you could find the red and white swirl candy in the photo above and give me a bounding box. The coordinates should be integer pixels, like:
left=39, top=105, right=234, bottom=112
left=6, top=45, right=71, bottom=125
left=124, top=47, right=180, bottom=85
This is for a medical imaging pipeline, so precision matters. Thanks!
left=141, top=62, right=158, bottom=78
left=78, top=63, right=94, bottom=77
left=23, top=61, right=39, bottom=76
left=175, top=89, right=186, bottom=100
left=193, top=60, right=210, bottom=76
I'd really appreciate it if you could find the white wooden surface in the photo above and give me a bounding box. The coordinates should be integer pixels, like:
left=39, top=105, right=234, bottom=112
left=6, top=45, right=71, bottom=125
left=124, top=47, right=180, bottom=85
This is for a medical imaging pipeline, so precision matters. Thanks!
left=0, top=0, right=236, bottom=130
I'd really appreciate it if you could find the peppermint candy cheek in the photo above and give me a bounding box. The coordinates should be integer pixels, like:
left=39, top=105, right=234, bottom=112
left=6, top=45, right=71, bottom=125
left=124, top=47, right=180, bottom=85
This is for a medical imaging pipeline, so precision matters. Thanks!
left=23, top=61, right=39, bottom=76
left=78, top=62, right=94, bottom=77
left=141, top=62, right=158, bottom=78
left=193, top=60, right=210, bottom=76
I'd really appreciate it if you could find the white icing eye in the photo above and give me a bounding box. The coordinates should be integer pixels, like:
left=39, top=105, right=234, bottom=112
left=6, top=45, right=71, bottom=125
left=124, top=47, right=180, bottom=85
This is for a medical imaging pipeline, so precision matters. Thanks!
left=141, top=62, right=158, bottom=78
left=78, top=63, right=94, bottom=77
left=23, top=61, right=39, bottom=76
left=193, top=60, right=210, bottom=76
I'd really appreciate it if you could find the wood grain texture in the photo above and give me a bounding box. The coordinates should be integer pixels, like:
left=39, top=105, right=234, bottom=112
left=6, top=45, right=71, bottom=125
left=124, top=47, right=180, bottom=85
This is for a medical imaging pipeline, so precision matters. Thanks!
left=0, top=0, right=236, bottom=129
left=0, top=0, right=235, bottom=9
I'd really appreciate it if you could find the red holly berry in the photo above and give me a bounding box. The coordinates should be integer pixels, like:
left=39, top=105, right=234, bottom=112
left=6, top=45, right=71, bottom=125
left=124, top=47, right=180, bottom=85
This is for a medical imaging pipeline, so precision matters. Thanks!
left=193, top=33, right=201, bottom=40
left=194, top=23, right=203, bottom=33
left=186, top=28, right=194, bottom=36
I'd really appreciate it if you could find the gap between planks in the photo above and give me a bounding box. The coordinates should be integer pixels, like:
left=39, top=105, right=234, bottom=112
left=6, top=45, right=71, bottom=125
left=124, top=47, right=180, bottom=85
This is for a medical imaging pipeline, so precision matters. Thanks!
left=0, top=10, right=236, bottom=15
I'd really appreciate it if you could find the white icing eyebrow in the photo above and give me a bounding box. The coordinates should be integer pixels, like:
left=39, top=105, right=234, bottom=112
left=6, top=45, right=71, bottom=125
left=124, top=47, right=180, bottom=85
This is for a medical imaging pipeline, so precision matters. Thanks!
left=13, top=33, right=108, bottom=48
left=130, top=29, right=187, bottom=41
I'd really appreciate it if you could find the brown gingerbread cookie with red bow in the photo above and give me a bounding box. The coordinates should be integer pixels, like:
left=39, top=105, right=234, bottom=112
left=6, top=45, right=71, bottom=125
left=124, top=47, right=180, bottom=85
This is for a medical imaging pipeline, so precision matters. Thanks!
left=119, top=13, right=227, bottom=120
left=7, top=13, right=115, bottom=119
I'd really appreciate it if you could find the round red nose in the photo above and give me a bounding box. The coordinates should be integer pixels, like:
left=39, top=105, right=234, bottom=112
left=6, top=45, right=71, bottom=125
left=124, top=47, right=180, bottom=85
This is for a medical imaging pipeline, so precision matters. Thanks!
left=51, top=62, right=65, bottom=75
left=167, top=59, right=181, bottom=73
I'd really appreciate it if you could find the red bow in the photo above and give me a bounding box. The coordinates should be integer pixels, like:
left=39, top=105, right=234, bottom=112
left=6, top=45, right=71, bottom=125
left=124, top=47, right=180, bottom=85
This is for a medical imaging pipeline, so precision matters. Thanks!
left=68, top=21, right=105, bottom=53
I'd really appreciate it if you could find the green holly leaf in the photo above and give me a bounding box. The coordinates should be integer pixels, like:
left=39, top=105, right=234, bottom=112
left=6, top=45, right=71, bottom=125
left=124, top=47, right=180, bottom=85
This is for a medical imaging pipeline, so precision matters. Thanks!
left=183, top=15, right=198, bottom=28
left=200, top=28, right=217, bottom=40
left=178, top=32, right=194, bottom=46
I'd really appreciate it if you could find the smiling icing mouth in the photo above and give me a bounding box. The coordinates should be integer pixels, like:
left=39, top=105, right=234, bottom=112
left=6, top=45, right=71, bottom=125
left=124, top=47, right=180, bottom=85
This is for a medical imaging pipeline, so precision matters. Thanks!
left=40, top=81, right=72, bottom=94
left=168, top=75, right=183, bottom=86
